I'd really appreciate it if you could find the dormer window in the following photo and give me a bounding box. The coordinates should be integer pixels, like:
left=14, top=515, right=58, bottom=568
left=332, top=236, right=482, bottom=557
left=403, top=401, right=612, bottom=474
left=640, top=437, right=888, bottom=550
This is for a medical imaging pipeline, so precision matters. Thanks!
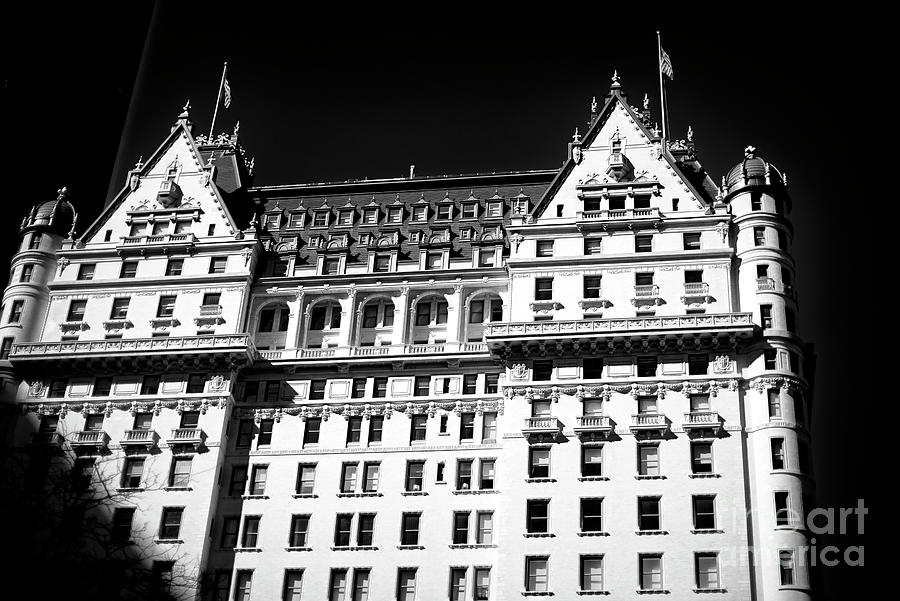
left=337, top=209, right=354, bottom=226
left=261, top=213, right=281, bottom=229
left=287, top=213, right=305, bottom=229
left=513, top=196, right=530, bottom=215
left=409, top=231, right=421, bottom=243
left=387, top=207, right=403, bottom=223
left=460, top=229, right=472, bottom=241
left=461, top=204, right=477, bottom=219
left=362, top=208, right=379, bottom=225
left=308, top=236, right=323, bottom=249
left=486, top=202, right=503, bottom=218
left=312, top=211, right=329, bottom=227
left=412, top=206, right=427, bottom=222
left=359, top=233, right=373, bottom=245
left=436, top=205, right=453, bottom=220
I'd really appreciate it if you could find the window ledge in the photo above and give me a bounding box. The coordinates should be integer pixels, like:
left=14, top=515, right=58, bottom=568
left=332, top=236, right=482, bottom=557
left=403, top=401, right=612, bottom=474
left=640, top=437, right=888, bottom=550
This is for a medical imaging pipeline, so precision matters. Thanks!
left=234, top=547, right=262, bottom=553
left=635, top=530, right=668, bottom=536
left=578, top=476, right=609, bottom=482
left=523, top=532, right=555, bottom=538
left=401, top=491, right=428, bottom=496
left=693, top=588, right=728, bottom=594
left=449, top=543, right=498, bottom=549
left=292, top=493, right=318, bottom=498
left=778, top=585, right=811, bottom=592
left=689, top=473, right=721, bottom=479
left=337, top=492, right=382, bottom=498
left=576, top=591, right=610, bottom=596
left=397, top=545, right=425, bottom=550
left=154, top=538, right=183, bottom=544
left=521, top=592, right=554, bottom=597
left=241, top=494, right=269, bottom=500
left=636, top=589, right=670, bottom=595
left=452, top=489, right=498, bottom=495
left=577, top=531, right=610, bottom=537
left=285, top=546, right=312, bottom=552
left=691, top=528, right=724, bottom=534
left=163, top=486, right=193, bottom=492
left=116, top=487, right=145, bottom=493
left=774, top=525, right=808, bottom=533
left=330, top=545, right=378, bottom=551
left=525, top=478, right=557, bottom=483
left=635, top=475, right=666, bottom=480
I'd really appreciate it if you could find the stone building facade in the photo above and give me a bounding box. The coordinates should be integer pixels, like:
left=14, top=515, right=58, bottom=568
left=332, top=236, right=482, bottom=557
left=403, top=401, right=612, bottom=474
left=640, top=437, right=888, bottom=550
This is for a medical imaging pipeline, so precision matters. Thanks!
left=0, top=77, right=814, bottom=600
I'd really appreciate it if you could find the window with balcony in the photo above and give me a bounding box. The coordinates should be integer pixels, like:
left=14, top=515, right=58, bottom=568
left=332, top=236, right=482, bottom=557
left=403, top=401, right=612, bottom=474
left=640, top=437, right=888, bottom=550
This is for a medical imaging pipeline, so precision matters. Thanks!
left=159, top=507, right=183, bottom=539
left=525, top=556, right=549, bottom=592
left=638, top=444, right=660, bottom=476
left=406, top=460, right=425, bottom=492
left=526, top=499, right=549, bottom=533
left=690, top=394, right=710, bottom=412
left=640, top=554, right=664, bottom=591
left=638, top=497, right=661, bottom=531
left=693, top=495, right=716, bottom=530
left=534, top=278, right=553, bottom=301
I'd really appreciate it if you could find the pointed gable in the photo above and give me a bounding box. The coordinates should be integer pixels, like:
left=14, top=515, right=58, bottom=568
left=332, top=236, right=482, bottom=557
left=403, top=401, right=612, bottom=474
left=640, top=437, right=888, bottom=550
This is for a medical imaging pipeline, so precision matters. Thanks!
left=79, top=122, right=243, bottom=246
left=533, top=85, right=711, bottom=219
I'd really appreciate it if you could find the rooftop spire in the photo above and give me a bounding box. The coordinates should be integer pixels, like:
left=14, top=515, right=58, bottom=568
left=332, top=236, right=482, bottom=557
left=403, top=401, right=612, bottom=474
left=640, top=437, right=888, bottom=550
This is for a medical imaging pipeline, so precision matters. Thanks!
left=174, top=100, right=193, bottom=133
left=572, top=128, right=581, bottom=143
left=611, top=70, right=621, bottom=88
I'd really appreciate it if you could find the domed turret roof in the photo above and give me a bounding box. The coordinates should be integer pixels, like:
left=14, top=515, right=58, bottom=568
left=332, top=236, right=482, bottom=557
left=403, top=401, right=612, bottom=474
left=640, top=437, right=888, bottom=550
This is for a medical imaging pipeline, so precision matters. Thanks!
left=23, top=188, right=76, bottom=236
left=722, top=146, right=786, bottom=200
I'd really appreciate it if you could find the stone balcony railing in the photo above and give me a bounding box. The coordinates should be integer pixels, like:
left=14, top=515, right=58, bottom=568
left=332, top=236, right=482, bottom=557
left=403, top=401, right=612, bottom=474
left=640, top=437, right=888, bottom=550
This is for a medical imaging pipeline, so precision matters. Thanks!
left=523, top=416, right=563, bottom=434
left=166, top=427, right=205, bottom=452
left=682, top=411, right=724, bottom=437
left=681, top=282, right=713, bottom=304
left=120, top=429, right=159, bottom=452
left=573, top=415, right=615, bottom=441
left=629, top=413, right=670, bottom=438
left=576, top=207, right=661, bottom=221
left=70, top=430, right=110, bottom=454
left=28, top=432, right=64, bottom=448
left=756, top=277, right=796, bottom=298
left=259, top=341, right=489, bottom=361
left=634, top=284, right=660, bottom=298
left=199, top=304, right=223, bottom=316
left=117, top=232, right=196, bottom=256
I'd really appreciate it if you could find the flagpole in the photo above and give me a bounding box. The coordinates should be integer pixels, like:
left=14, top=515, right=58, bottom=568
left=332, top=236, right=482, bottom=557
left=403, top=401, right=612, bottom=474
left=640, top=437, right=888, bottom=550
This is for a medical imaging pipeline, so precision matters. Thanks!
left=208, top=62, right=228, bottom=139
left=656, top=31, right=667, bottom=149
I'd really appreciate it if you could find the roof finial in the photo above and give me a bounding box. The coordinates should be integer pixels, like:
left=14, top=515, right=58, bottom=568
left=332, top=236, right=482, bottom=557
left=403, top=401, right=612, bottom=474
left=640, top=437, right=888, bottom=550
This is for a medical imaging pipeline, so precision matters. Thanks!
left=611, top=70, right=621, bottom=87
left=590, top=96, right=598, bottom=113
left=744, top=145, right=757, bottom=158
left=643, top=93, right=650, bottom=110
left=233, top=121, right=241, bottom=136
left=57, top=186, right=69, bottom=200
left=179, top=100, right=191, bottom=118
left=687, top=125, right=693, bottom=142
left=572, top=128, right=581, bottom=143
left=134, top=155, right=143, bottom=169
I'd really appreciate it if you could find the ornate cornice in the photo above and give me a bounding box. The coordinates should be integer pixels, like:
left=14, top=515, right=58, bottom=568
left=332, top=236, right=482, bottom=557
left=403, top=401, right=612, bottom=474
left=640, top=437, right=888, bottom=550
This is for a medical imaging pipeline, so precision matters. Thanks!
left=22, top=396, right=230, bottom=418
left=236, top=398, right=504, bottom=422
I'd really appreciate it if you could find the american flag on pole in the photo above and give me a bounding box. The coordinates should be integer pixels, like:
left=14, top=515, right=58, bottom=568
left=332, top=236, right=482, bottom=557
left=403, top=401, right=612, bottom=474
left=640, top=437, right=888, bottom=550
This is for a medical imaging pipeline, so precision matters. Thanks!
left=660, top=46, right=674, bottom=80
left=223, top=71, right=232, bottom=108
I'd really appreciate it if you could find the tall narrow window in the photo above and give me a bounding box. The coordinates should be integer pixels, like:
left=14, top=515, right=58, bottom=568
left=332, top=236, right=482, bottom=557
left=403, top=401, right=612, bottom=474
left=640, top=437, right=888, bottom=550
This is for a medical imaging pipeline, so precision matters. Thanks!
left=753, top=227, right=766, bottom=246
left=235, top=571, right=253, bottom=601
left=67, top=299, right=87, bottom=322
left=534, top=278, right=553, bottom=300
left=582, top=446, right=603, bottom=477
left=476, top=511, right=494, bottom=544
left=241, top=516, right=260, bottom=547
left=691, top=442, right=713, bottom=474
left=768, top=390, right=782, bottom=419
left=228, top=465, right=247, bottom=496
left=526, top=557, right=549, bottom=592
left=581, top=556, right=604, bottom=592
left=401, top=512, right=420, bottom=545
left=693, top=495, right=716, bottom=529
left=581, top=498, right=604, bottom=532
left=362, top=462, right=380, bottom=492
left=638, top=497, right=661, bottom=531
left=347, top=416, right=363, bottom=445
left=357, top=513, right=375, bottom=546
left=334, top=514, right=353, bottom=547
left=169, top=457, right=192, bottom=488
left=122, top=458, right=144, bottom=488
left=406, top=461, right=424, bottom=492
left=284, top=570, right=304, bottom=601
left=249, top=465, right=268, bottom=496
left=764, top=349, right=778, bottom=370
left=159, top=507, right=183, bottom=539
left=526, top=499, right=549, bottom=533
left=397, top=569, right=417, bottom=601
left=304, top=418, right=321, bottom=446
left=450, top=568, right=467, bottom=601
left=771, top=438, right=786, bottom=470
left=474, top=568, right=490, bottom=601
left=482, top=412, right=497, bottom=443
left=779, top=550, right=795, bottom=585
left=111, top=508, right=135, bottom=543
left=480, top=459, right=496, bottom=489
left=329, top=569, right=348, bottom=601
left=9, top=300, right=24, bottom=323
left=453, top=511, right=470, bottom=544
left=456, top=459, right=473, bottom=489
left=289, top=515, right=310, bottom=547
left=583, top=276, right=602, bottom=298
left=775, top=491, right=791, bottom=526
left=640, top=554, right=663, bottom=591
left=156, top=296, right=176, bottom=318
left=410, top=414, right=427, bottom=442
left=220, top=517, right=239, bottom=549
left=368, top=416, right=383, bottom=444
left=352, top=569, right=370, bottom=601
left=341, top=463, right=358, bottom=493
left=296, top=464, right=316, bottom=495
left=638, top=445, right=660, bottom=476
left=460, top=412, right=475, bottom=441
left=529, top=448, right=550, bottom=478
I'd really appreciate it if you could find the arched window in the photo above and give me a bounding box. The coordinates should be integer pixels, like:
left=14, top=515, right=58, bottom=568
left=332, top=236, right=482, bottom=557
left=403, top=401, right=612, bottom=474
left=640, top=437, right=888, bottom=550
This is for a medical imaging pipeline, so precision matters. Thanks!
left=309, top=301, right=341, bottom=331
left=362, top=299, right=395, bottom=329
left=258, top=303, right=290, bottom=333
left=415, top=297, right=448, bottom=327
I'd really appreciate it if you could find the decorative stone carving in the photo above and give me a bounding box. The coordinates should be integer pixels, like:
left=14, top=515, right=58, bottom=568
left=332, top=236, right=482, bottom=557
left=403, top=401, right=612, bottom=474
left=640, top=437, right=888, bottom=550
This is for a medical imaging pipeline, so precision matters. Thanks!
left=713, top=355, right=734, bottom=374
left=510, top=363, right=529, bottom=381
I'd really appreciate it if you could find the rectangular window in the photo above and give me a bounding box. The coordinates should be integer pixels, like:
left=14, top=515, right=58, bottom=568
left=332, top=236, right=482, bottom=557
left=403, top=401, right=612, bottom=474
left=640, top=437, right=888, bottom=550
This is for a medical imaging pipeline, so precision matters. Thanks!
left=690, top=394, right=711, bottom=412
left=453, top=511, right=470, bottom=544
left=584, top=238, right=602, bottom=255
left=156, top=295, right=176, bottom=317
left=347, top=416, right=363, bottom=445
left=304, top=417, right=321, bottom=445
left=235, top=419, right=254, bottom=448
left=779, top=550, right=795, bottom=585
left=460, top=412, right=475, bottom=440
left=249, top=465, right=268, bottom=496
left=688, top=354, right=708, bottom=375
left=283, top=569, right=304, bottom=601
left=220, top=516, right=239, bottom=549
left=107, top=297, right=130, bottom=320
left=66, top=299, right=87, bottom=322
left=29, top=232, right=43, bottom=249
left=334, top=514, right=353, bottom=546
left=482, top=413, right=497, bottom=443
left=47, top=378, right=66, bottom=398
left=296, top=464, right=316, bottom=495
left=228, top=465, right=247, bottom=496
left=357, top=513, right=375, bottom=546
left=581, top=555, right=604, bottom=592
left=462, top=204, right=478, bottom=219
left=485, top=373, right=499, bottom=394
left=637, top=356, right=657, bottom=378
left=234, top=571, right=253, bottom=601
left=92, top=378, right=113, bottom=397
left=754, top=227, right=766, bottom=246
left=122, top=458, right=144, bottom=488
left=179, top=411, right=199, bottom=429
left=771, top=438, right=786, bottom=470
left=164, top=258, right=183, bottom=276
left=208, top=257, right=227, bottom=274
left=0, top=337, right=12, bottom=360
left=159, top=507, right=183, bottom=539
left=764, top=349, right=778, bottom=370
left=635, top=235, right=653, bottom=253
left=436, top=205, right=453, bottom=220
left=361, top=462, right=380, bottom=492
left=351, top=568, right=370, bottom=601
left=406, top=460, right=424, bottom=491
left=77, top=263, right=95, bottom=280
left=373, top=377, right=387, bottom=398
left=450, top=568, right=467, bottom=601
left=410, top=414, right=427, bottom=442
left=20, top=264, right=34, bottom=283
left=478, top=249, right=495, bottom=267
left=480, top=459, right=496, bottom=489
left=322, top=257, right=341, bottom=275
left=691, top=442, right=713, bottom=474
left=534, top=278, right=553, bottom=301
left=401, top=512, right=420, bottom=545
left=185, top=373, right=205, bottom=394
left=169, top=457, right=192, bottom=488
left=341, top=462, right=358, bottom=493
left=536, top=240, right=554, bottom=257
left=760, top=304, right=773, bottom=329
left=457, top=458, right=473, bottom=490
left=532, top=360, right=553, bottom=381
left=111, top=507, right=135, bottom=543
left=583, top=276, right=602, bottom=299
left=368, top=416, right=383, bottom=444
left=582, top=446, right=603, bottom=476
left=242, top=516, right=260, bottom=548
left=638, top=497, right=661, bottom=530
left=351, top=378, right=367, bottom=399
left=775, top=491, right=791, bottom=526
left=473, top=568, right=490, bottom=600
left=683, top=232, right=701, bottom=250
left=373, top=254, right=391, bottom=272
left=257, top=419, right=274, bottom=446
left=120, top=261, right=138, bottom=279
left=527, top=499, right=549, bottom=533
left=526, top=557, right=549, bottom=592
left=638, top=445, right=660, bottom=476
left=768, top=390, right=782, bottom=419
left=581, top=498, right=603, bottom=532
left=529, top=448, right=550, bottom=478
left=475, top=510, right=494, bottom=544
left=693, top=495, right=717, bottom=529
left=397, top=568, right=417, bottom=601
left=463, top=374, right=478, bottom=394
left=640, top=554, right=663, bottom=590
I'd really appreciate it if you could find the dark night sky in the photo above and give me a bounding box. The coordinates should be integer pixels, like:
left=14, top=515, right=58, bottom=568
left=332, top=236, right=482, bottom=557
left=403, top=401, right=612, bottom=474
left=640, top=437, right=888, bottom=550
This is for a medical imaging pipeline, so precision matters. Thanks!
left=2, top=5, right=873, bottom=597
